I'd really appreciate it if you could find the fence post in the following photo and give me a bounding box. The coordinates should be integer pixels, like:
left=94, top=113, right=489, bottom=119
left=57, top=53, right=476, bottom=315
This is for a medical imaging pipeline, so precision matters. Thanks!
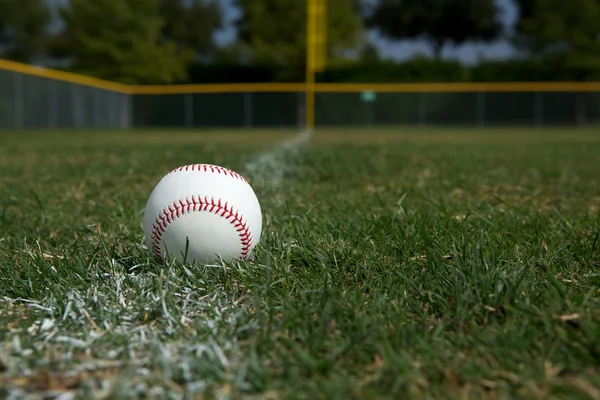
left=93, top=89, right=101, bottom=128
left=244, top=92, right=252, bottom=128
left=123, top=93, right=132, bottom=129
left=110, top=92, right=117, bottom=128
left=297, top=91, right=304, bottom=128
left=49, top=80, right=58, bottom=128
left=109, top=91, right=118, bottom=128
left=71, top=84, right=83, bottom=128
left=185, top=94, right=194, bottom=128
left=364, top=101, right=373, bottom=127
left=477, top=92, right=486, bottom=128
left=13, top=73, right=23, bottom=129
left=418, top=93, right=426, bottom=126
left=534, top=92, right=543, bottom=128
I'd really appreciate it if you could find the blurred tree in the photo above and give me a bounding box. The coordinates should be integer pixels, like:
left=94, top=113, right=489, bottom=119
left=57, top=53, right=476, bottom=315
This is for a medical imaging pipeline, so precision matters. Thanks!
left=366, top=0, right=502, bottom=59
left=515, top=0, right=600, bottom=75
left=512, top=0, right=536, bottom=32
left=511, top=0, right=536, bottom=50
left=160, top=0, right=223, bottom=59
left=514, top=0, right=600, bottom=124
left=50, top=0, right=193, bottom=84
left=232, top=0, right=365, bottom=80
left=0, top=0, right=51, bottom=62
left=359, top=42, right=381, bottom=62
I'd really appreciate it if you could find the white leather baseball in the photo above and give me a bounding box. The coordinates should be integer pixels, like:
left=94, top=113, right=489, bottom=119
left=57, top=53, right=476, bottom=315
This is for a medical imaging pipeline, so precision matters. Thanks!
left=143, top=164, right=262, bottom=265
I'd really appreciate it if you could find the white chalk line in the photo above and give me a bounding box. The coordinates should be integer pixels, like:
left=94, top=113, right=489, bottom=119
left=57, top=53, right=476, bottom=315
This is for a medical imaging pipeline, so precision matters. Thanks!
left=2, top=129, right=316, bottom=397
left=243, top=128, right=313, bottom=189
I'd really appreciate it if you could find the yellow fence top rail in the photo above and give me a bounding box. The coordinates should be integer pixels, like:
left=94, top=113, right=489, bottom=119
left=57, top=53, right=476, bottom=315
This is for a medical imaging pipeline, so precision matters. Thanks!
left=0, top=58, right=130, bottom=93
left=2, top=58, right=600, bottom=94
left=128, top=81, right=600, bottom=94
left=316, top=82, right=600, bottom=93
left=128, top=83, right=306, bottom=94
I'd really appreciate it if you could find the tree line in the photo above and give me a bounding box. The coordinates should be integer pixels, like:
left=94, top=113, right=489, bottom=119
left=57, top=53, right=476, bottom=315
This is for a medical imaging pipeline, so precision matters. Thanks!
left=0, top=0, right=599, bottom=84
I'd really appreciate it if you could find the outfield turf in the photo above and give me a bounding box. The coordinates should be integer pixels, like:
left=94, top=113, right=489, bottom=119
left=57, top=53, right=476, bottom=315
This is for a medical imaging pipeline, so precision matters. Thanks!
left=0, top=128, right=599, bottom=399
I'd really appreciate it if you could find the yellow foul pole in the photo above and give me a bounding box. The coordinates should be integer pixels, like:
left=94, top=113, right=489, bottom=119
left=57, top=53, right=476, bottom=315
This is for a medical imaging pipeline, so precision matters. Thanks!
left=305, top=0, right=326, bottom=130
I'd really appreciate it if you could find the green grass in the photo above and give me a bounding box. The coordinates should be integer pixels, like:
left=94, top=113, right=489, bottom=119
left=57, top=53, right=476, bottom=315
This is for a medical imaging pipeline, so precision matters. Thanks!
left=0, top=127, right=599, bottom=399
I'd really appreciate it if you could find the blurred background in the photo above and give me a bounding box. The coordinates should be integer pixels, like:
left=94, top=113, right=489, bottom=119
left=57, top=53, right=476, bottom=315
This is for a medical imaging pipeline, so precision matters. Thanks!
left=0, top=0, right=599, bottom=130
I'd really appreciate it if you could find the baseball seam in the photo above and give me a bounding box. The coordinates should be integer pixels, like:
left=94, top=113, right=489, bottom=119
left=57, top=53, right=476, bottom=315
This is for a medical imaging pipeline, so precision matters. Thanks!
left=151, top=196, right=252, bottom=262
left=168, top=164, right=248, bottom=183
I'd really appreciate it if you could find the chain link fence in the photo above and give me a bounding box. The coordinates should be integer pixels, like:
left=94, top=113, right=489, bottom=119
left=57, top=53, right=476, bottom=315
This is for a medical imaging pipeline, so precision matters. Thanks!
left=1, top=67, right=600, bottom=129
left=132, top=92, right=304, bottom=128
left=133, top=91, right=600, bottom=128
left=0, top=69, right=130, bottom=129
left=315, top=91, right=600, bottom=127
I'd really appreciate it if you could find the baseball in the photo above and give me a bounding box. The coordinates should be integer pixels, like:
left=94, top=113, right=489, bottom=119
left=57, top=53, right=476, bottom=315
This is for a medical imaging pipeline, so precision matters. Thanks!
left=143, top=164, right=262, bottom=265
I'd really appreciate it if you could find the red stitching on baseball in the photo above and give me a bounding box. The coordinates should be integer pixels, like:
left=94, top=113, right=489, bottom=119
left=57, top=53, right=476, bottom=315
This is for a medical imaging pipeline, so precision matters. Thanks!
left=151, top=196, right=253, bottom=262
left=168, top=164, right=247, bottom=183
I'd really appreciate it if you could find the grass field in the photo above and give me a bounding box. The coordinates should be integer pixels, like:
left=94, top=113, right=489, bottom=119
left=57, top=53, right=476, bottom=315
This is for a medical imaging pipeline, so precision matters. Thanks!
left=1, top=127, right=599, bottom=399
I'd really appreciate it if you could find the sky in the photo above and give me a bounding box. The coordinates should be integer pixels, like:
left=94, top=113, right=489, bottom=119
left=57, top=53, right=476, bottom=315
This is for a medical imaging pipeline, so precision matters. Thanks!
left=47, top=0, right=520, bottom=65
left=211, top=0, right=519, bottom=65
left=370, top=0, right=519, bottom=64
